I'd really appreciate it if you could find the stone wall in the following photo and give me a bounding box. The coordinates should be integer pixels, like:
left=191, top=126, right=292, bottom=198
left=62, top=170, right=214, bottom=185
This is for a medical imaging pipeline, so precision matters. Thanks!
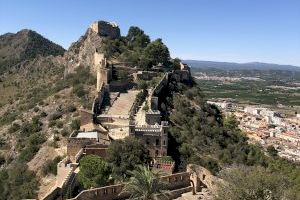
left=187, top=164, right=221, bottom=193
left=133, top=71, right=158, bottom=81
left=90, top=21, right=120, bottom=39
left=69, top=172, right=191, bottom=200
left=84, top=147, right=108, bottom=159
left=67, top=134, right=97, bottom=162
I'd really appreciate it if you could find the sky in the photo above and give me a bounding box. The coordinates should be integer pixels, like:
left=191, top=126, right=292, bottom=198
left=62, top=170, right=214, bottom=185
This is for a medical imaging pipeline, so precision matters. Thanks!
left=0, top=0, right=300, bottom=66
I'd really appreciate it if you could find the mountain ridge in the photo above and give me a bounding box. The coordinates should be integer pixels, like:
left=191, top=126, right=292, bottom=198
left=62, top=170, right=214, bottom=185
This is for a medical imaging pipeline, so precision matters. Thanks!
left=183, top=60, right=300, bottom=71
left=0, top=29, right=65, bottom=74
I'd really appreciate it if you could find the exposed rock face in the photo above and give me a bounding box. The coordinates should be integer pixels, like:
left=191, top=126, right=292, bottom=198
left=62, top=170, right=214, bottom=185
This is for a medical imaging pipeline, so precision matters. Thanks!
left=65, top=21, right=120, bottom=73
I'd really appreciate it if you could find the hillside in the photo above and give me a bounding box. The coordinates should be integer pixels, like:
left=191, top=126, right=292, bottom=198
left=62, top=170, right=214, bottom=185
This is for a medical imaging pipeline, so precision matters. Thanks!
left=0, top=29, right=65, bottom=74
left=0, top=21, right=300, bottom=200
left=184, top=60, right=300, bottom=72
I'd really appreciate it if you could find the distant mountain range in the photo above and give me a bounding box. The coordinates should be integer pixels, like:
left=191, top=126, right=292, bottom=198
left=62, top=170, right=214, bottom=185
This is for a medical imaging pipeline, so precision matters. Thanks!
left=183, top=60, right=300, bottom=72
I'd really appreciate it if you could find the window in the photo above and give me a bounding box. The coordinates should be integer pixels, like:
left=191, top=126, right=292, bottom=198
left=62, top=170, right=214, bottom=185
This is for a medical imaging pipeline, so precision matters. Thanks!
left=155, top=150, right=159, bottom=156
left=163, top=140, right=166, bottom=145
left=146, top=138, right=150, bottom=145
left=156, top=139, right=159, bottom=146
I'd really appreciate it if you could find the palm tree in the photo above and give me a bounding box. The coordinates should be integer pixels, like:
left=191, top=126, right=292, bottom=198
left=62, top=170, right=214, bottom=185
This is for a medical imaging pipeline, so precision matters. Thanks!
left=121, top=165, right=170, bottom=200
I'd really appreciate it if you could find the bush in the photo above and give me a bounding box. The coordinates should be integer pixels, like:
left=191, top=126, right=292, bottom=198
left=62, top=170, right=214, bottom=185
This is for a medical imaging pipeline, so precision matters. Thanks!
left=61, top=128, right=69, bottom=137
left=33, top=107, right=39, bottom=112
left=48, top=120, right=56, bottom=127
left=72, top=84, right=86, bottom=98
left=66, top=105, right=77, bottom=113
left=40, top=111, right=47, bottom=118
left=42, top=156, right=62, bottom=175
left=56, top=121, right=63, bottom=128
left=8, top=123, right=20, bottom=133
left=49, top=111, right=63, bottom=121
left=70, top=119, right=80, bottom=130
left=0, top=154, right=5, bottom=166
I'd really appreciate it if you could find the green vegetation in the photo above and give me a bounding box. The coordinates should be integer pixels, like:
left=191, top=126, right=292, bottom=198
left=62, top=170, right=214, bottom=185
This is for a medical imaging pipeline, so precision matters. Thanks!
left=169, top=86, right=266, bottom=173
left=0, top=163, right=39, bottom=200
left=196, top=79, right=300, bottom=106
left=215, top=166, right=289, bottom=200
left=107, top=137, right=150, bottom=181
left=101, top=26, right=171, bottom=69
left=17, top=116, right=46, bottom=162
left=121, top=165, right=169, bottom=200
left=42, top=156, right=63, bottom=175
left=166, top=81, right=300, bottom=198
left=77, top=155, right=111, bottom=189
left=0, top=29, right=65, bottom=74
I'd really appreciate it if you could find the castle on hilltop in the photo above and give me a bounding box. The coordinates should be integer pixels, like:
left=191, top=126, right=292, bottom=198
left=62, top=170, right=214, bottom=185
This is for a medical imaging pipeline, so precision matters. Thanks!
left=41, top=20, right=202, bottom=200
left=90, top=21, right=120, bottom=39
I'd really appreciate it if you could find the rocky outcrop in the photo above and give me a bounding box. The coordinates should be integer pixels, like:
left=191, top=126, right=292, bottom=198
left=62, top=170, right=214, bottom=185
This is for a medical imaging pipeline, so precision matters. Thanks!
left=64, top=21, right=120, bottom=73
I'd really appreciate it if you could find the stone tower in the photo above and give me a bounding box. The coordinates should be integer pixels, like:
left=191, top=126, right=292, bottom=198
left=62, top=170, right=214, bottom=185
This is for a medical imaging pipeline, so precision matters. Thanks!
left=95, top=52, right=111, bottom=91
left=90, top=21, right=120, bottom=39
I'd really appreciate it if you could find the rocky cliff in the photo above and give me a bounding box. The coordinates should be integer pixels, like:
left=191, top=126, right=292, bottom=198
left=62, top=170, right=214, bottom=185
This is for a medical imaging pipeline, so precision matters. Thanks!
left=64, top=21, right=120, bottom=73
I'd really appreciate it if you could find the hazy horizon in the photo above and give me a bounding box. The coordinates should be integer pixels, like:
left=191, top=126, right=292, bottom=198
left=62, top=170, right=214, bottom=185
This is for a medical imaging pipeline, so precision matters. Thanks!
left=1, top=0, right=299, bottom=66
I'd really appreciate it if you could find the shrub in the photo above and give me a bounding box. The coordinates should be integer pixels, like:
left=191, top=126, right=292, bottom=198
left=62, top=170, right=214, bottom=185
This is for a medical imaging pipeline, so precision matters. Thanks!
left=56, top=121, right=63, bottom=128
left=40, top=111, right=47, bottom=118
left=0, top=154, right=5, bottom=166
left=42, top=156, right=63, bottom=175
left=8, top=123, right=20, bottom=133
left=49, top=111, right=63, bottom=121
left=61, top=128, right=69, bottom=137
left=53, top=135, right=60, bottom=142
left=72, top=84, right=86, bottom=98
left=33, top=107, right=40, bottom=112
left=70, top=119, right=80, bottom=131
left=66, top=105, right=77, bottom=113
left=48, top=120, right=56, bottom=127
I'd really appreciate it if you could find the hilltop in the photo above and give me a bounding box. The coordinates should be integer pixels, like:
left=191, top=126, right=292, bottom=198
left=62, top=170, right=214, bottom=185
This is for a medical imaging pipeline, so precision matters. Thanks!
left=0, top=29, right=65, bottom=74
left=0, top=20, right=299, bottom=200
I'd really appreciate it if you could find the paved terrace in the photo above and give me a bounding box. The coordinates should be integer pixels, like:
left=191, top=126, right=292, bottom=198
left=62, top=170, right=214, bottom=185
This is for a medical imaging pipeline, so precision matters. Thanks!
left=107, top=90, right=140, bottom=116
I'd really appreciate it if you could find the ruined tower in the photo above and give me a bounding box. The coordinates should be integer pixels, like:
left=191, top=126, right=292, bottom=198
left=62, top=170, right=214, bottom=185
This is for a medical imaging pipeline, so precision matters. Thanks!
left=95, top=52, right=111, bottom=91
left=90, top=21, right=120, bottom=39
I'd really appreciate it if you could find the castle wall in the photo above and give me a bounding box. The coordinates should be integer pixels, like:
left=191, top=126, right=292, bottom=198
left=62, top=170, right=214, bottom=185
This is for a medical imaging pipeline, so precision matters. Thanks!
left=84, top=147, right=108, bottom=159
left=69, top=172, right=191, bottom=200
left=90, top=21, right=120, bottom=39
left=67, top=137, right=97, bottom=162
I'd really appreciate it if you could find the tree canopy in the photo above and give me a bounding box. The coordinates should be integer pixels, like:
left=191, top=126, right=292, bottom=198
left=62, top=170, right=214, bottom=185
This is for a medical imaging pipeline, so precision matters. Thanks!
left=215, top=166, right=291, bottom=200
left=77, top=155, right=111, bottom=189
left=101, top=26, right=171, bottom=69
left=107, top=137, right=150, bottom=181
left=121, top=165, right=169, bottom=200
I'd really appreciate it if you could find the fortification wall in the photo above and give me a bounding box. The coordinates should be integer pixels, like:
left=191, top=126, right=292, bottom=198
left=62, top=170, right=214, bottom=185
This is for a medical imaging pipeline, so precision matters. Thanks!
left=69, top=172, right=191, bottom=200
left=67, top=137, right=97, bottom=162
left=93, top=82, right=106, bottom=114
left=187, top=164, right=221, bottom=193
left=90, top=21, right=120, bottom=39
left=84, top=147, right=108, bottom=159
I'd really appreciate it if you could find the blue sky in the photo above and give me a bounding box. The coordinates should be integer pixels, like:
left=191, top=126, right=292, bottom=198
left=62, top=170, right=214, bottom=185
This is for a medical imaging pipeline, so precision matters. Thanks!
left=0, top=0, right=299, bottom=66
